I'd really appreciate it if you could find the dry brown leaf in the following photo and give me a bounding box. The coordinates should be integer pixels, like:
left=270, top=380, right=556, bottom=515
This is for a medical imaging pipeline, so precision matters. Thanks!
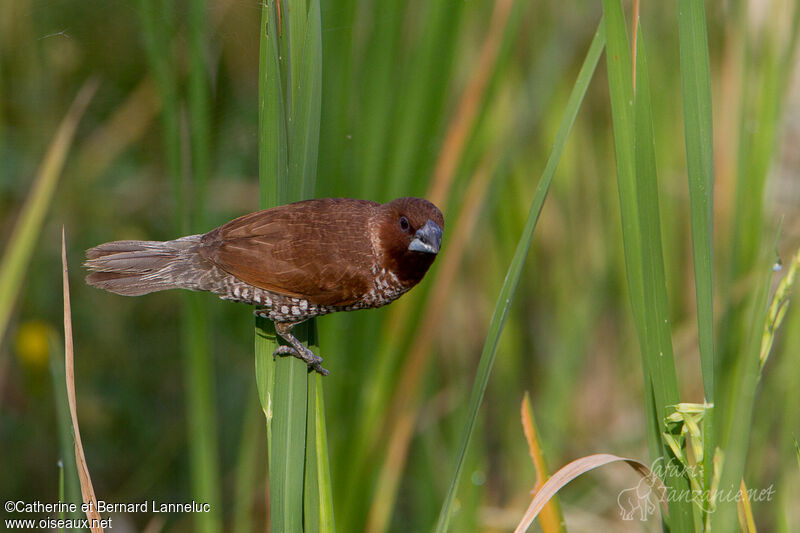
left=62, top=228, right=103, bottom=532
left=520, top=393, right=564, bottom=533
left=737, top=478, right=757, bottom=533
left=514, top=453, right=666, bottom=533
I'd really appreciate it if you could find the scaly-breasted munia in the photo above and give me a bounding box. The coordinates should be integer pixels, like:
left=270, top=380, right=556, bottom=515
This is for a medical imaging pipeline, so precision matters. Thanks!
left=85, top=197, right=444, bottom=374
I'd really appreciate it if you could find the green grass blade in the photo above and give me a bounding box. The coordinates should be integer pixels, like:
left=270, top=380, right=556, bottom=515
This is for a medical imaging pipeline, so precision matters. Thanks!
left=188, top=0, right=211, bottom=227
left=633, top=27, right=693, bottom=530
left=288, top=0, right=321, bottom=201
left=286, top=0, right=306, bottom=117
left=137, top=0, right=184, bottom=230
left=353, top=0, right=404, bottom=200
left=605, top=1, right=693, bottom=526
left=256, top=3, right=306, bottom=529
left=255, top=0, right=289, bottom=444
left=258, top=0, right=289, bottom=209
left=138, top=2, right=222, bottom=530
left=633, top=27, right=681, bottom=418
left=271, top=323, right=311, bottom=533
left=433, top=22, right=605, bottom=532
left=677, top=2, right=716, bottom=499
left=255, top=316, right=277, bottom=445
left=181, top=293, right=222, bottom=533
left=384, top=0, right=467, bottom=199
left=601, top=0, right=644, bottom=339
left=185, top=1, right=222, bottom=525
left=257, top=1, right=328, bottom=530
left=0, top=80, right=96, bottom=347
left=601, top=0, right=662, bottom=464
left=233, top=391, right=264, bottom=533
left=305, top=373, right=336, bottom=532
left=677, top=0, right=715, bottom=402
left=711, top=255, right=774, bottom=531
left=729, top=3, right=799, bottom=285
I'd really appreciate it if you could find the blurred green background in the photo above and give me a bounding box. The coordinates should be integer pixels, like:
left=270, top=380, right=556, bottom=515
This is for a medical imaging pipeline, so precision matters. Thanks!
left=2, top=0, right=799, bottom=531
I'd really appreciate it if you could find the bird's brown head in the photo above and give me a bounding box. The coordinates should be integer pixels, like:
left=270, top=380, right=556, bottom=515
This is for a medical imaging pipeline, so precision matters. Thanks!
left=375, top=197, right=444, bottom=287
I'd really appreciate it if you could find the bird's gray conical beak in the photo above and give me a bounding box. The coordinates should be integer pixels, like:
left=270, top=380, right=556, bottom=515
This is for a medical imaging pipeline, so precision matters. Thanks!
left=408, top=219, right=442, bottom=254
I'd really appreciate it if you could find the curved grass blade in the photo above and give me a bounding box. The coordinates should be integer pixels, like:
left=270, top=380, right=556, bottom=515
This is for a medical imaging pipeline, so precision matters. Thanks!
left=0, top=79, right=97, bottom=348
left=711, top=252, right=774, bottom=531
left=433, top=23, right=605, bottom=532
left=514, top=454, right=663, bottom=533
left=520, top=393, right=564, bottom=533
left=62, top=229, right=103, bottom=532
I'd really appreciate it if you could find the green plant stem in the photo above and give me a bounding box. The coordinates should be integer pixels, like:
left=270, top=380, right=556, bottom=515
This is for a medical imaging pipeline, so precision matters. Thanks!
left=434, top=22, right=605, bottom=532
left=256, top=1, right=331, bottom=531
left=138, top=2, right=221, bottom=530
left=677, top=1, right=716, bottom=499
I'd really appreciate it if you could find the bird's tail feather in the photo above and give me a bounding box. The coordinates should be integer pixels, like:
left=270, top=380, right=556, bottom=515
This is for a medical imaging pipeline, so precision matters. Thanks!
left=85, top=235, right=204, bottom=296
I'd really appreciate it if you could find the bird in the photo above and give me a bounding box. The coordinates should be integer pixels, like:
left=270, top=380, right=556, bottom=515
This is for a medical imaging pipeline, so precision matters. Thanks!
left=85, top=197, right=444, bottom=375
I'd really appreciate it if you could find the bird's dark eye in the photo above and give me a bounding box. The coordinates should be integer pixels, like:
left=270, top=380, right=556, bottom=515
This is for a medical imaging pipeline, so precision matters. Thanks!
left=399, top=216, right=410, bottom=232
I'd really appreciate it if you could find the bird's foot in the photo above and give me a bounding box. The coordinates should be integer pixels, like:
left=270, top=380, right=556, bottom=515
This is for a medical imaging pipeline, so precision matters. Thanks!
left=272, top=345, right=329, bottom=376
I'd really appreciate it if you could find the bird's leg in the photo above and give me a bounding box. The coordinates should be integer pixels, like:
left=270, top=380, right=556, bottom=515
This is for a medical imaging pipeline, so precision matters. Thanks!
left=273, top=321, right=329, bottom=376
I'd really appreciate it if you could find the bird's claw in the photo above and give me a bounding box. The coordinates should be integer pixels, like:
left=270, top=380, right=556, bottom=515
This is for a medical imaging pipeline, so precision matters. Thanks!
left=272, top=345, right=329, bottom=376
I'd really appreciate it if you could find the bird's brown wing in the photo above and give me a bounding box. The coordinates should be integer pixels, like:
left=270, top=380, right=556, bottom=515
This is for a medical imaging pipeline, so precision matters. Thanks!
left=198, top=199, right=378, bottom=307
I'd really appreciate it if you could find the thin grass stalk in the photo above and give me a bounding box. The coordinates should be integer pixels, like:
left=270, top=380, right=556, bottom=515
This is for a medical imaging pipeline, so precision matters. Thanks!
left=677, top=0, right=716, bottom=500
left=721, top=3, right=799, bottom=388
left=58, top=459, right=65, bottom=528
left=776, top=291, right=800, bottom=527
left=179, top=297, right=221, bottom=533
left=354, top=0, right=404, bottom=201
left=137, top=2, right=221, bottom=530
left=348, top=1, right=523, bottom=524
left=137, top=0, right=183, bottom=229
left=0, top=79, right=96, bottom=347
left=188, top=0, right=210, bottom=223
left=710, top=253, right=774, bottom=531
left=184, top=1, right=222, bottom=528
left=719, top=0, right=800, bottom=451
left=383, top=0, right=467, bottom=199
left=716, top=7, right=800, bottom=528
left=427, top=0, right=520, bottom=209
left=366, top=156, right=495, bottom=533
left=729, top=3, right=800, bottom=284
left=233, top=391, right=263, bottom=533
left=434, top=23, right=605, bottom=532
left=48, top=335, right=82, bottom=522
